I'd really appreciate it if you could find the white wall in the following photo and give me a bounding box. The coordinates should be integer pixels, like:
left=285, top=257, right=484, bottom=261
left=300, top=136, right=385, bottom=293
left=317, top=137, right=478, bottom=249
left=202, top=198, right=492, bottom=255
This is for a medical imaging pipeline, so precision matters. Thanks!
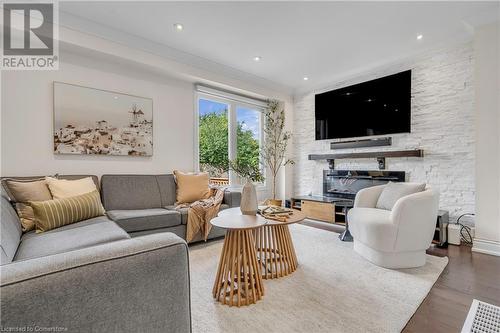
left=292, top=42, right=475, bottom=222
left=1, top=52, right=195, bottom=177
left=1, top=49, right=294, bottom=205
left=0, top=22, right=294, bottom=201
left=473, top=22, right=500, bottom=256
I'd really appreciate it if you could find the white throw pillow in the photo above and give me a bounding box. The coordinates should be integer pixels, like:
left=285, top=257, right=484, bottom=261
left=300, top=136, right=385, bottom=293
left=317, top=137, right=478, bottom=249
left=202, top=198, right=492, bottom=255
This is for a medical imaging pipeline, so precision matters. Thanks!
left=375, top=182, right=426, bottom=210
left=45, top=177, right=97, bottom=199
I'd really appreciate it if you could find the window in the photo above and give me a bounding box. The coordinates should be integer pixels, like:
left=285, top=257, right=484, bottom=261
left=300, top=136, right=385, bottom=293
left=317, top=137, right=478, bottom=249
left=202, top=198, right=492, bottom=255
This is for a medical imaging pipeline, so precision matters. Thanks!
left=198, top=98, right=229, bottom=181
left=196, top=86, right=266, bottom=187
left=235, top=106, right=261, bottom=185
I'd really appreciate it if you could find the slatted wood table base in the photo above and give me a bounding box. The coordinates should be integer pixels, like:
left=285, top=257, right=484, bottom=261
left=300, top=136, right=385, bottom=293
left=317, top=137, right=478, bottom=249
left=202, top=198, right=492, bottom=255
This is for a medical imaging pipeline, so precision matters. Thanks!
left=255, top=224, right=298, bottom=279
left=212, top=229, right=264, bottom=307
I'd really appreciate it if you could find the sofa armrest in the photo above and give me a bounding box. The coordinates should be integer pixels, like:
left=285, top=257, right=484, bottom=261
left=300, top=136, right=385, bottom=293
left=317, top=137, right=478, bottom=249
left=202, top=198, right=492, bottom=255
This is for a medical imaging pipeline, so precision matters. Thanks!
left=353, top=185, right=386, bottom=208
left=1, top=233, right=191, bottom=333
left=390, top=189, right=440, bottom=251
left=223, top=189, right=241, bottom=208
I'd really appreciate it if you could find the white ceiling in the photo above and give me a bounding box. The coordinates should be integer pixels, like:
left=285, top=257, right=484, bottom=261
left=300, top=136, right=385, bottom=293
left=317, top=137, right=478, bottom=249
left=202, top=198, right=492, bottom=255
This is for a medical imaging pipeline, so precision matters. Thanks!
left=59, top=1, right=499, bottom=94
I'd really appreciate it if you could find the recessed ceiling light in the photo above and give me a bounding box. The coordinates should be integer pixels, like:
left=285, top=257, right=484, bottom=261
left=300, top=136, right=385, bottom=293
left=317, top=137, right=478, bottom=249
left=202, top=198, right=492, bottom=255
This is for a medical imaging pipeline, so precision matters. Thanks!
left=417, top=34, right=423, bottom=40
left=113, top=96, right=118, bottom=100
left=303, top=77, right=309, bottom=81
left=174, top=23, right=184, bottom=31
left=253, top=56, right=261, bottom=62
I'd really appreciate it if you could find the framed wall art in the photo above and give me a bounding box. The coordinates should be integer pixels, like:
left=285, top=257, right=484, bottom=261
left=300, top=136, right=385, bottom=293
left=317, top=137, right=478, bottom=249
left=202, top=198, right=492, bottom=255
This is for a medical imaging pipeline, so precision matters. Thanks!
left=53, top=82, right=153, bottom=156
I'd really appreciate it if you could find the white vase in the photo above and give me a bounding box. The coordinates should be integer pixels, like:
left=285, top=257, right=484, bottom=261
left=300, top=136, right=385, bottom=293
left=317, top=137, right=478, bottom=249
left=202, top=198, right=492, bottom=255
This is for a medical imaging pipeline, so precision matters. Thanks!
left=240, top=180, right=258, bottom=215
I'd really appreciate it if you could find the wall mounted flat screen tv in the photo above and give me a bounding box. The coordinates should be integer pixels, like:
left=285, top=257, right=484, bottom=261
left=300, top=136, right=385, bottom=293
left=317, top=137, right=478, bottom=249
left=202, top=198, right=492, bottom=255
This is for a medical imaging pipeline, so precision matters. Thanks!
left=315, top=70, right=411, bottom=140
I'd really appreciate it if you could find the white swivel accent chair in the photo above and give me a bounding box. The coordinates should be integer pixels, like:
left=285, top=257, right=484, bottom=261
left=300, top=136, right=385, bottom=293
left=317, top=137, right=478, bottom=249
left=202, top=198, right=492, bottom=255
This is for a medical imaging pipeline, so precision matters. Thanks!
left=348, top=184, right=439, bottom=269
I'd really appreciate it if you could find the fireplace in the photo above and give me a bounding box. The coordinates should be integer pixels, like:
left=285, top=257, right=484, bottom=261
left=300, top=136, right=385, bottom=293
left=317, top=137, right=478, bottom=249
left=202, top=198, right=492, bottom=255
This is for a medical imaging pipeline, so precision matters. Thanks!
left=323, top=170, right=405, bottom=199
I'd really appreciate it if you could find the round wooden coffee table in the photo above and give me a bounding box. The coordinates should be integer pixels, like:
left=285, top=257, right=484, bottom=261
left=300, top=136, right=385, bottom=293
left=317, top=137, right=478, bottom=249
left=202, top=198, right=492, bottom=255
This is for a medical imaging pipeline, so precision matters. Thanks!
left=210, top=213, right=267, bottom=307
left=219, top=208, right=306, bottom=279
left=255, top=209, right=306, bottom=279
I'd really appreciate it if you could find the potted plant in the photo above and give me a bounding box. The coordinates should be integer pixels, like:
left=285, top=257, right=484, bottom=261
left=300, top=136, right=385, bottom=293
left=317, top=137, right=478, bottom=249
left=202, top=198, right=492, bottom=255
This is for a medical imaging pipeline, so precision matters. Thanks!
left=229, top=158, right=264, bottom=215
left=261, top=100, right=294, bottom=206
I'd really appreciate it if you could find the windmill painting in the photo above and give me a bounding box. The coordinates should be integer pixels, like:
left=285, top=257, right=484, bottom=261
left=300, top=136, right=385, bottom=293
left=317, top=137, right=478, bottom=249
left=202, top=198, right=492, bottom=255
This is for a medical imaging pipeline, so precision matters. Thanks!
left=53, top=82, right=153, bottom=156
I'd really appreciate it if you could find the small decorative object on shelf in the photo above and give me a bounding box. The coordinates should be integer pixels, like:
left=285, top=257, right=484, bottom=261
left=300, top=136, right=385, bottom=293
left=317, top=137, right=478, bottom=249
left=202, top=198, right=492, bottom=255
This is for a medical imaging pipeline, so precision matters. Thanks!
left=229, top=158, right=264, bottom=216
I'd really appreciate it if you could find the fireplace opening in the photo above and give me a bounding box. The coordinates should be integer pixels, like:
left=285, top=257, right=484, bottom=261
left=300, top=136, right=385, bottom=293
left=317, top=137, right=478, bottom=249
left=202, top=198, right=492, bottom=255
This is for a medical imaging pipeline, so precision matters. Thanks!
left=323, top=170, right=405, bottom=199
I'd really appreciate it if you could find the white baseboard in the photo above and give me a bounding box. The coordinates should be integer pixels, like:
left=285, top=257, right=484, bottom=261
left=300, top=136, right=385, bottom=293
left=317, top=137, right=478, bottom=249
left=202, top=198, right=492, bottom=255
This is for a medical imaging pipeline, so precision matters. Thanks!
left=472, top=238, right=500, bottom=256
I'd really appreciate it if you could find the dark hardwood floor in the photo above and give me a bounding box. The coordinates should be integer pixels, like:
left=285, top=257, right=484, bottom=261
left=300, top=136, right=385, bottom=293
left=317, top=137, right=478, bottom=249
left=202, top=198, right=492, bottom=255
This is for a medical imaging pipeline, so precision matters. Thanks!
left=405, top=245, right=500, bottom=332
left=300, top=220, right=500, bottom=333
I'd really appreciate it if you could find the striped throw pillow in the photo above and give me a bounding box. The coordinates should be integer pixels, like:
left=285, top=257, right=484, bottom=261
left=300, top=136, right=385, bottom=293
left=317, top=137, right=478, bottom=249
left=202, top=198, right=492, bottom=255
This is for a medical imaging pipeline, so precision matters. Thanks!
left=30, top=190, right=105, bottom=233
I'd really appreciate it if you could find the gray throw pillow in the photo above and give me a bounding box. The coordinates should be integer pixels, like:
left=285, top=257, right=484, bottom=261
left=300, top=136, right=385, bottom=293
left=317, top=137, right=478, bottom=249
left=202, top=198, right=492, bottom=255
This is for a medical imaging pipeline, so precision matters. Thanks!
left=375, top=182, right=426, bottom=210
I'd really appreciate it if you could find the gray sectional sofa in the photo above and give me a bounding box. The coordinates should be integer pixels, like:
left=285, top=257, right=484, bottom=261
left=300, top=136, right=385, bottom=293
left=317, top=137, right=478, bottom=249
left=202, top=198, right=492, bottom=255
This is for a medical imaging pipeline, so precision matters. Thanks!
left=0, top=174, right=241, bottom=332
left=100, top=174, right=240, bottom=241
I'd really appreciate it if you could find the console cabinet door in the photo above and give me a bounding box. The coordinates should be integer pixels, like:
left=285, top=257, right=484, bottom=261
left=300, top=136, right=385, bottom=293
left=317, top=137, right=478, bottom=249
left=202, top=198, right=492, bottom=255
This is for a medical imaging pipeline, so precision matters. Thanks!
left=301, top=200, right=335, bottom=223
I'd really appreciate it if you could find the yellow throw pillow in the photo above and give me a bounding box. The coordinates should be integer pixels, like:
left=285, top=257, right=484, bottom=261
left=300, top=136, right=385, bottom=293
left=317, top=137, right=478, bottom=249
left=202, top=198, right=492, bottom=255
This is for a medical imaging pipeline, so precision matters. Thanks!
left=30, top=190, right=105, bottom=233
left=3, top=179, right=53, bottom=232
left=173, top=170, right=211, bottom=204
left=45, top=176, right=97, bottom=199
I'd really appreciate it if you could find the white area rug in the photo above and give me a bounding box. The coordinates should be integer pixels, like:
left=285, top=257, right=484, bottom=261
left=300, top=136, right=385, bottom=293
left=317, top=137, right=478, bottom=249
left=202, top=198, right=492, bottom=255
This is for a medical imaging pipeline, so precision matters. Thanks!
left=189, top=224, right=448, bottom=333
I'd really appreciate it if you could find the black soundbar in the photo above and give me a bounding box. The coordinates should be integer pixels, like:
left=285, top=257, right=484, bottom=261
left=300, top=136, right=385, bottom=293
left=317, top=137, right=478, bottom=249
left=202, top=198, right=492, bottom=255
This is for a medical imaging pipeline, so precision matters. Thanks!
left=330, top=137, right=392, bottom=150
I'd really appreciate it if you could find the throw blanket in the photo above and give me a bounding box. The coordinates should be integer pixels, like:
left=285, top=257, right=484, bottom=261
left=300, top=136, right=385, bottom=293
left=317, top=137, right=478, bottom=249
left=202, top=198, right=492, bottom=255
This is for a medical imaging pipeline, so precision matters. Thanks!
left=178, top=188, right=225, bottom=243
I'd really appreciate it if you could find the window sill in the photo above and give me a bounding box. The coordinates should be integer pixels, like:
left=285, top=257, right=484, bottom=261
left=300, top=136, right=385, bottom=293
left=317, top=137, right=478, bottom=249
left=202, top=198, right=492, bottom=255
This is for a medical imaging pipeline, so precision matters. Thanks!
left=226, top=184, right=268, bottom=192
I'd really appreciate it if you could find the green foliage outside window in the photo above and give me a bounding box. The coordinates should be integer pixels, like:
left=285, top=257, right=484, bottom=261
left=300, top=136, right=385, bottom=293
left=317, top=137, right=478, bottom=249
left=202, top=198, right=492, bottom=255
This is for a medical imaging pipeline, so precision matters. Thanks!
left=199, top=110, right=260, bottom=178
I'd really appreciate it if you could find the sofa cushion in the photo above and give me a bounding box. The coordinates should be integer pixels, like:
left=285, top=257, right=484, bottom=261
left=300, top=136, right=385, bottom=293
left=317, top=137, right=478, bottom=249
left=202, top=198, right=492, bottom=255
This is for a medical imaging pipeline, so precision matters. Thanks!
left=2, top=175, right=99, bottom=195
left=156, top=174, right=177, bottom=207
left=1, top=196, right=22, bottom=265
left=171, top=206, right=189, bottom=225
left=188, top=224, right=226, bottom=243
left=165, top=204, right=229, bottom=225
left=348, top=208, right=397, bottom=252
left=30, top=190, right=105, bottom=233
left=101, top=175, right=162, bottom=210
left=129, top=225, right=186, bottom=239
left=223, top=190, right=241, bottom=208
left=3, top=179, right=52, bottom=232
left=107, top=209, right=181, bottom=232
left=14, top=216, right=129, bottom=261
left=375, top=182, right=426, bottom=211
left=45, top=176, right=97, bottom=199
left=57, top=175, right=100, bottom=189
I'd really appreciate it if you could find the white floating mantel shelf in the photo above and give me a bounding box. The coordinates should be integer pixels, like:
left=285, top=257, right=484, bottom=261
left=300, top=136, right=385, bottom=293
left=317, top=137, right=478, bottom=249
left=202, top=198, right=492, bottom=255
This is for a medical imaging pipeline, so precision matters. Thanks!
left=308, top=149, right=424, bottom=170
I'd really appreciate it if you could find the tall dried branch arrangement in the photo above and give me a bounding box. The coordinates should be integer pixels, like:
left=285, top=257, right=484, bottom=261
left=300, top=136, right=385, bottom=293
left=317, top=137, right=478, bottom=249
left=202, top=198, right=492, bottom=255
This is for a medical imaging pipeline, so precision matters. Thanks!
left=261, top=100, right=294, bottom=199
